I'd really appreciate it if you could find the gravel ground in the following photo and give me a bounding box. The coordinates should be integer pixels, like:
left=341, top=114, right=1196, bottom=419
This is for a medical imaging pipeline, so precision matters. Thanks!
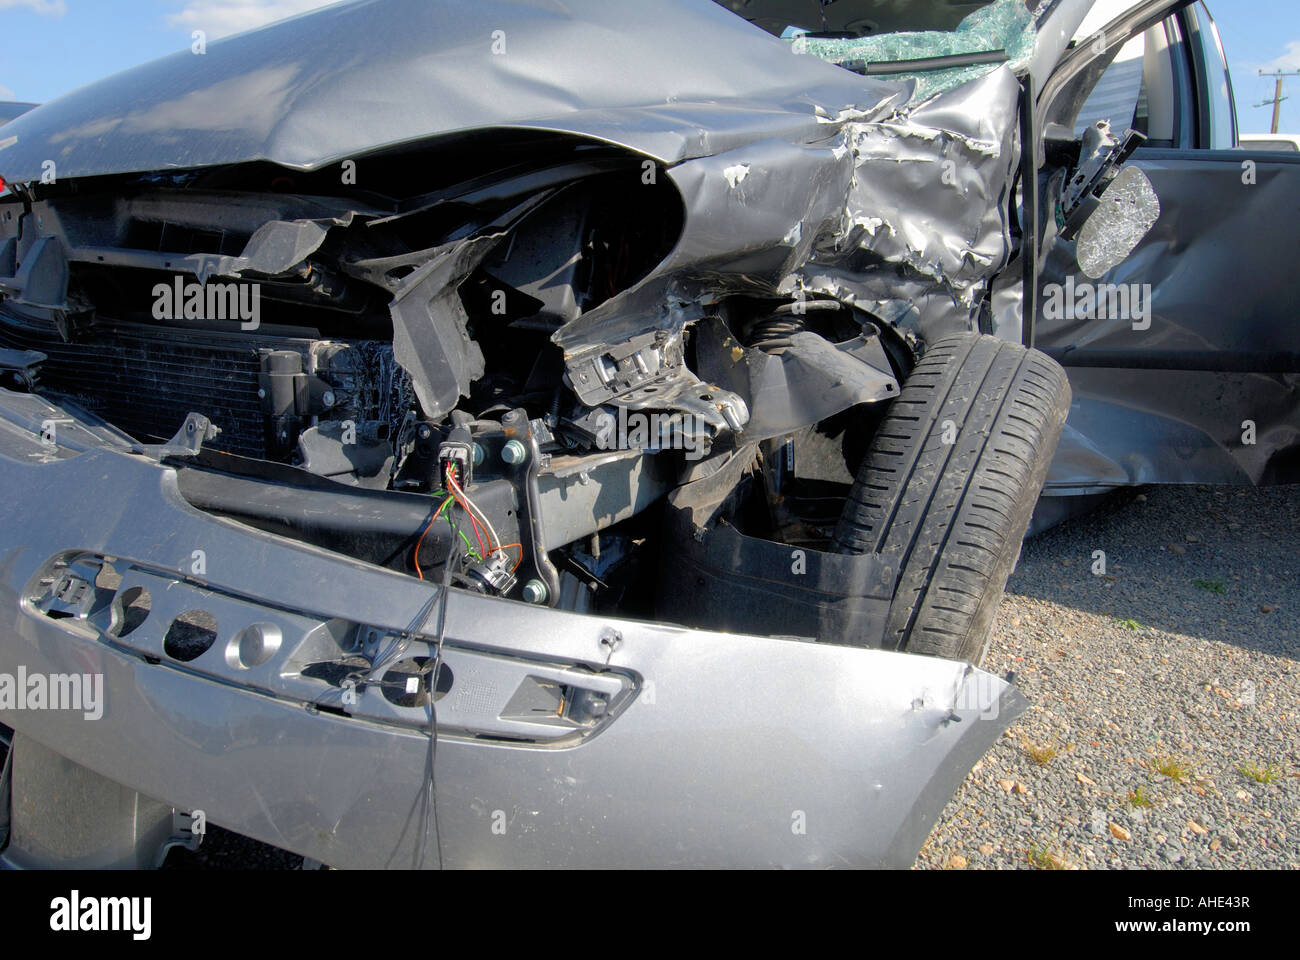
left=917, top=483, right=1300, bottom=870
left=166, top=483, right=1299, bottom=870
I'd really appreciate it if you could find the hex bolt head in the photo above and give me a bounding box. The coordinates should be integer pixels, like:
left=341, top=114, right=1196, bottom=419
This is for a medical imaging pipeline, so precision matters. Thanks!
left=502, top=439, right=529, bottom=465
left=321, top=390, right=336, bottom=409
left=521, top=579, right=548, bottom=604
left=472, top=442, right=485, bottom=466
left=417, top=424, right=433, bottom=440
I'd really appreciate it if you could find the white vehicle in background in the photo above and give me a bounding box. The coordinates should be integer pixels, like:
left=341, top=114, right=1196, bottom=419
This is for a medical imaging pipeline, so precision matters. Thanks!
left=1240, top=133, right=1300, bottom=153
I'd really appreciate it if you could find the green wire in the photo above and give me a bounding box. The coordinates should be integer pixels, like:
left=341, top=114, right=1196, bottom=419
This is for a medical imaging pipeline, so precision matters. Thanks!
left=435, top=492, right=481, bottom=562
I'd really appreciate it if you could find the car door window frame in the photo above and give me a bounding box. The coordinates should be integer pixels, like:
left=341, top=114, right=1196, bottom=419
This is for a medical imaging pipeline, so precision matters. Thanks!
left=1180, top=2, right=1238, bottom=150
left=1163, top=14, right=1197, bottom=150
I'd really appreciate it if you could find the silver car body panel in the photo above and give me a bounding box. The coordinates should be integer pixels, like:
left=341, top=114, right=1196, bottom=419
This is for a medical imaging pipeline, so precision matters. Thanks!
left=0, top=0, right=1094, bottom=422
left=0, top=390, right=1025, bottom=868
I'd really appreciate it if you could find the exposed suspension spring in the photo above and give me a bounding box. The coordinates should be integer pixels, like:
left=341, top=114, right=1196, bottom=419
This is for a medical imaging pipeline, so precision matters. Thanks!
left=743, top=300, right=842, bottom=354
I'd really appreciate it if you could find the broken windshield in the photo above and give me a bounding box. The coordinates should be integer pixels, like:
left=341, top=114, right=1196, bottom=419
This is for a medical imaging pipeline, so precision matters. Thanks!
left=781, top=0, right=1041, bottom=102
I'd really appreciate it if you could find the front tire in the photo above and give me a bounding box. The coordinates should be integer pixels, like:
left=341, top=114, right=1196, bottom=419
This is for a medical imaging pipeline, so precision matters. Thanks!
left=834, top=333, right=1071, bottom=663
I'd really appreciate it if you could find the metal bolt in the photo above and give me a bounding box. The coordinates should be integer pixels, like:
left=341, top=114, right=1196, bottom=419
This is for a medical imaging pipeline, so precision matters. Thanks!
left=521, top=579, right=548, bottom=604
left=598, top=628, right=623, bottom=660
left=502, top=439, right=528, bottom=465
left=321, top=390, right=336, bottom=409
left=417, top=424, right=432, bottom=440
left=472, top=442, right=485, bottom=466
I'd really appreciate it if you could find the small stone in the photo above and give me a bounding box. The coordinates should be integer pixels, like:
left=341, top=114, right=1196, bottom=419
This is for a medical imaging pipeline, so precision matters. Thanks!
left=948, top=854, right=968, bottom=869
left=1076, top=771, right=1097, bottom=786
left=1260, top=604, right=1275, bottom=614
left=1189, top=821, right=1208, bottom=835
left=998, top=779, right=1016, bottom=792
left=978, top=843, right=995, bottom=855
left=1209, top=838, right=1222, bottom=852
left=1109, top=823, right=1132, bottom=841
left=1014, top=782, right=1029, bottom=795
left=1169, top=544, right=1186, bottom=555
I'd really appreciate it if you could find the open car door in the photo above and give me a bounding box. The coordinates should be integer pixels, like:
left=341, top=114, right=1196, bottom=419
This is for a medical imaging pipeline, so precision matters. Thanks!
left=1030, top=0, right=1300, bottom=497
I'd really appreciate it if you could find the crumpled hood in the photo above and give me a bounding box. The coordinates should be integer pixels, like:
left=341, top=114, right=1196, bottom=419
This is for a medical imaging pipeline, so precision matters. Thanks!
left=0, top=0, right=910, bottom=183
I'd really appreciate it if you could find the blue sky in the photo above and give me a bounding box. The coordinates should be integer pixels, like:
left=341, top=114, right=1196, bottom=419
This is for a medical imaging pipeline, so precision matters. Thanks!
left=1, top=1, right=1298, bottom=135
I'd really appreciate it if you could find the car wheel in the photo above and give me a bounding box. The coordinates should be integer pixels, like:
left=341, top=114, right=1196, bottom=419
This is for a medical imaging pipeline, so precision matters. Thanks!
left=834, top=333, right=1071, bottom=664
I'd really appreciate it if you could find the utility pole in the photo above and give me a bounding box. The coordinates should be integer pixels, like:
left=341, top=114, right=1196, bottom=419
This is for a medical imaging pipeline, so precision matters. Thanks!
left=1257, top=70, right=1300, bottom=134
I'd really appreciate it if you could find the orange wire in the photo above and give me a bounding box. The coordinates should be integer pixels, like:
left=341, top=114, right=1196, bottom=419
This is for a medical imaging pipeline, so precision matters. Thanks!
left=446, top=472, right=487, bottom=558
left=413, top=497, right=451, bottom=580
left=498, top=543, right=524, bottom=571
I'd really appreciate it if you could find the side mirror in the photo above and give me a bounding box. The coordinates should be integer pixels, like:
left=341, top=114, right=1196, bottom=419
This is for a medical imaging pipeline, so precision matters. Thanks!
left=1075, top=164, right=1161, bottom=279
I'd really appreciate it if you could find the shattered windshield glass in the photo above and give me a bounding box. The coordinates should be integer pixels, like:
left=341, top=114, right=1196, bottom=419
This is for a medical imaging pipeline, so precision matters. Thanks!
left=789, top=0, right=1040, bottom=102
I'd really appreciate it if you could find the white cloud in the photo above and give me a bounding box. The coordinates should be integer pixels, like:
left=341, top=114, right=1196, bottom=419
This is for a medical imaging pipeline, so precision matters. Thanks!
left=167, top=0, right=341, bottom=40
left=0, top=0, right=67, bottom=16
left=0, top=85, right=15, bottom=99
left=1260, top=40, right=1300, bottom=73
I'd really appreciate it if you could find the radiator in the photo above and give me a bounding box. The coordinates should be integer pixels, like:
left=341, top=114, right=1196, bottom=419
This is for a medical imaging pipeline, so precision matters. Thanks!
left=0, top=317, right=296, bottom=458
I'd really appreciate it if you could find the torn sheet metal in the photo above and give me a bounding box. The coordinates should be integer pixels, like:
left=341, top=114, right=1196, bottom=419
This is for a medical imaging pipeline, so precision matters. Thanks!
left=0, top=0, right=1052, bottom=436
left=557, top=64, right=1027, bottom=402
left=0, top=0, right=1101, bottom=456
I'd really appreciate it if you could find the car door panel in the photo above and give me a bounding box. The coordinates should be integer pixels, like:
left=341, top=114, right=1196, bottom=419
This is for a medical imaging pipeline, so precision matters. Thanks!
left=1033, top=2, right=1300, bottom=493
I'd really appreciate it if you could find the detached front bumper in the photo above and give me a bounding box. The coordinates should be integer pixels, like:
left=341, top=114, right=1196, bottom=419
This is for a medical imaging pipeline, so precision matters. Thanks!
left=0, top=390, right=1025, bottom=869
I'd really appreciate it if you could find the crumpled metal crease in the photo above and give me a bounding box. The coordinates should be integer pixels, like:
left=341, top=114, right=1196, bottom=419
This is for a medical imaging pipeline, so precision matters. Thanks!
left=0, top=0, right=1037, bottom=429
left=556, top=65, right=1026, bottom=410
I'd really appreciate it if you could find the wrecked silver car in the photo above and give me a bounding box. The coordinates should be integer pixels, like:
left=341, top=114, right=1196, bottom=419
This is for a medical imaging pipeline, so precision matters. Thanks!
left=0, top=0, right=1182, bottom=868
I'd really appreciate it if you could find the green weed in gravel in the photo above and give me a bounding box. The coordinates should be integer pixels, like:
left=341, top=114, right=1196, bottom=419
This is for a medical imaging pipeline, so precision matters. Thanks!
left=1127, top=785, right=1157, bottom=808
left=1238, top=761, right=1283, bottom=784
left=1026, top=846, right=1069, bottom=870
left=1023, top=741, right=1058, bottom=765
left=1152, top=756, right=1193, bottom=783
